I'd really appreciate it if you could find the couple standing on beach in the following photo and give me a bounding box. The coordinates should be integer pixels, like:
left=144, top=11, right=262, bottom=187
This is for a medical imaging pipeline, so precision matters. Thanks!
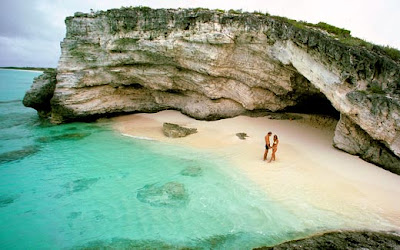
left=263, top=131, right=279, bottom=163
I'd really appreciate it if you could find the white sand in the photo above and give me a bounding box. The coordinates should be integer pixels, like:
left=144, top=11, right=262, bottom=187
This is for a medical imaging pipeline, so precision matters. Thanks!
left=112, top=110, right=400, bottom=231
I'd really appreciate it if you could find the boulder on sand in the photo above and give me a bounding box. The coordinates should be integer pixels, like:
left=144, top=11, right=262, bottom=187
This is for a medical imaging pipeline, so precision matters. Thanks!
left=162, top=123, right=197, bottom=138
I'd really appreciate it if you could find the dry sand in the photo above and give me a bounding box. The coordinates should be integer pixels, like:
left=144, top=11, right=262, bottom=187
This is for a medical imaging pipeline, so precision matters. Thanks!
left=112, top=110, right=400, bottom=231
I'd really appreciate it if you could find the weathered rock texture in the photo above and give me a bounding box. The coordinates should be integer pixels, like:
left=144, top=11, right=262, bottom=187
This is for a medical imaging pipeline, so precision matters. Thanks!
left=236, top=132, right=248, bottom=140
left=255, top=230, right=400, bottom=249
left=23, top=7, right=400, bottom=173
left=334, top=114, right=400, bottom=174
left=22, top=68, right=57, bottom=118
left=163, top=122, right=197, bottom=138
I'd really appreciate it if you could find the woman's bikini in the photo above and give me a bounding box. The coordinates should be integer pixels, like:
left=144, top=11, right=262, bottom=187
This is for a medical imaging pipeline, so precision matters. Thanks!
left=272, top=140, right=278, bottom=149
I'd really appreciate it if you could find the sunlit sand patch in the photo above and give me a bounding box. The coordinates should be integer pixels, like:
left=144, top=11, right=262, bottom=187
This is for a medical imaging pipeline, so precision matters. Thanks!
left=112, top=110, right=400, bottom=231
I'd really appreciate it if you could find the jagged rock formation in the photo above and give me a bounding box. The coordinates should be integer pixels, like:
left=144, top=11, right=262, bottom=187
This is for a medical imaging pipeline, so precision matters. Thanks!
left=22, top=68, right=57, bottom=118
left=23, top=7, right=400, bottom=173
left=254, top=230, right=400, bottom=249
left=334, top=115, right=400, bottom=174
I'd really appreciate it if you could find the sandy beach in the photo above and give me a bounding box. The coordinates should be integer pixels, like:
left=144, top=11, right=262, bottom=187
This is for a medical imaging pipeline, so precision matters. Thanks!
left=112, top=110, right=400, bottom=231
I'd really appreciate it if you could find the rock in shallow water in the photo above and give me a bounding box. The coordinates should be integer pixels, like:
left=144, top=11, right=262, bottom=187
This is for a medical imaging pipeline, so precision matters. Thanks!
left=22, top=69, right=56, bottom=118
left=0, top=195, right=19, bottom=207
left=63, top=178, right=100, bottom=194
left=73, top=232, right=257, bottom=249
left=74, top=237, right=179, bottom=250
left=180, top=166, right=203, bottom=177
left=35, top=132, right=91, bottom=143
left=67, top=211, right=82, bottom=219
left=0, top=145, right=41, bottom=164
left=137, top=181, right=189, bottom=207
left=255, top=231, right=400, bottom=249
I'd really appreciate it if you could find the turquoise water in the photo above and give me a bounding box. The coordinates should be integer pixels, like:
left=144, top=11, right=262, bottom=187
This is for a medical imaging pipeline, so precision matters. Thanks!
left=0, top=69, right=362, bottom=249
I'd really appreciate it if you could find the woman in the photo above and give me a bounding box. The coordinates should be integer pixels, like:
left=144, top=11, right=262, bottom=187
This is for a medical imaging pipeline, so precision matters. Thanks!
left=268, top=135, right=279, bottom=163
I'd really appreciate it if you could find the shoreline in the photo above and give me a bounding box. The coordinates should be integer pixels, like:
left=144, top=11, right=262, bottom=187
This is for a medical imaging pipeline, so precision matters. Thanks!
left=255, top=230, right=400, bottom=249
left=112, top=110, right=400, bottom=232
left=0, top=67, right=47, bottom=73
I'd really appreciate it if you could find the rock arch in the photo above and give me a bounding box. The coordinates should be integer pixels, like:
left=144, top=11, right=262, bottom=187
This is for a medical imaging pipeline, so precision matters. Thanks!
left=23, top=8, right=400, bottom=173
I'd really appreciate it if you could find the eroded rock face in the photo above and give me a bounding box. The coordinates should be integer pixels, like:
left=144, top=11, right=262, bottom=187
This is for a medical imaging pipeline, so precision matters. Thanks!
left=23, top=7, right=400, bottom=172
left=23, top=69, right=57, bottom=118
left=49, top=8, right=327, bottom=124
left=255, top=231, right=400, bottom=249
left=334, top=114, right=400, bottom=174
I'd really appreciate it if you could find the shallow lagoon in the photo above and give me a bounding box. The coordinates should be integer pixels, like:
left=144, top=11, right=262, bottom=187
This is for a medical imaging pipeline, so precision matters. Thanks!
left=1, top=69, right=309, bottom=249
left=0, top=69, right=392, bottom=249
left=0, top=117, right=312, bottom=248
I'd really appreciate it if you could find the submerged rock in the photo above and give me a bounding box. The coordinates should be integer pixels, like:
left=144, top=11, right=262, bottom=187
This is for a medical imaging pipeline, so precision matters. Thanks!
left=0, top=145, right=40, bottom=164
left=73, top=237, right=182, bottom=250
left=162, top=123, right=197, bottom=138
left=67, top=211, right=82, bottom=219
left=180, top=166, right=203, bottom=177
left=255, top=231, right=400, bottom=249
left=35, top=132, right=91, bottom=143
left=137, top=181, right=189, bottom=207
left=63, top=178, right=100, bottom=194
left=195, top=232, right=247, bottom=249
left=71, top=232, right=273, bottom=249
left=0, top=195, right=19, bottom=207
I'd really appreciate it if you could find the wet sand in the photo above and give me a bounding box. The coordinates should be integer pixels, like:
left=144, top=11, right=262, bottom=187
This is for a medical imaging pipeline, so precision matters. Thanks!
left=112, top=110, right=400, bottom=231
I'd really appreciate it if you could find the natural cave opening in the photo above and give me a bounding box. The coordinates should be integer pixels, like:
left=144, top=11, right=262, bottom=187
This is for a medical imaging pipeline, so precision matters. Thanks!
left=284, top=93, right=340, bottom=119
left=281, top=70, right=341, bottom=119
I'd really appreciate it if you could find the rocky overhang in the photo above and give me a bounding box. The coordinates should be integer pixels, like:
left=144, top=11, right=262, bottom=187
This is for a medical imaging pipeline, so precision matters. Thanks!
left=23, top=7, right=400, bottom=173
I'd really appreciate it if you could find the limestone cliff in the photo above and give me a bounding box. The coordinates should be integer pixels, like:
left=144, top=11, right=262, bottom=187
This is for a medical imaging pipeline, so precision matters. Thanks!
left=23, top=7, right=400, bottom=173
left=23, top=68, right=57, bottom=118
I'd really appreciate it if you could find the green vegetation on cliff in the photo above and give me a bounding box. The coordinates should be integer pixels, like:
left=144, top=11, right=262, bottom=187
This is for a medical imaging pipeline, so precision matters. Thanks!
left=269, top=15, right=399, bottom=61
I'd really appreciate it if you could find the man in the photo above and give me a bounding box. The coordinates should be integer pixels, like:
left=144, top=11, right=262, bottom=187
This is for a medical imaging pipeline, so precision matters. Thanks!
left=263, top=131, right=272, bottom=161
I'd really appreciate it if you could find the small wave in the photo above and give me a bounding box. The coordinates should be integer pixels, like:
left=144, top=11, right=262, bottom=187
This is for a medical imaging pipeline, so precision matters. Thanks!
left=0, top=99, right=21, bottom=104
left=121, top=133, right=155, bottom=141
